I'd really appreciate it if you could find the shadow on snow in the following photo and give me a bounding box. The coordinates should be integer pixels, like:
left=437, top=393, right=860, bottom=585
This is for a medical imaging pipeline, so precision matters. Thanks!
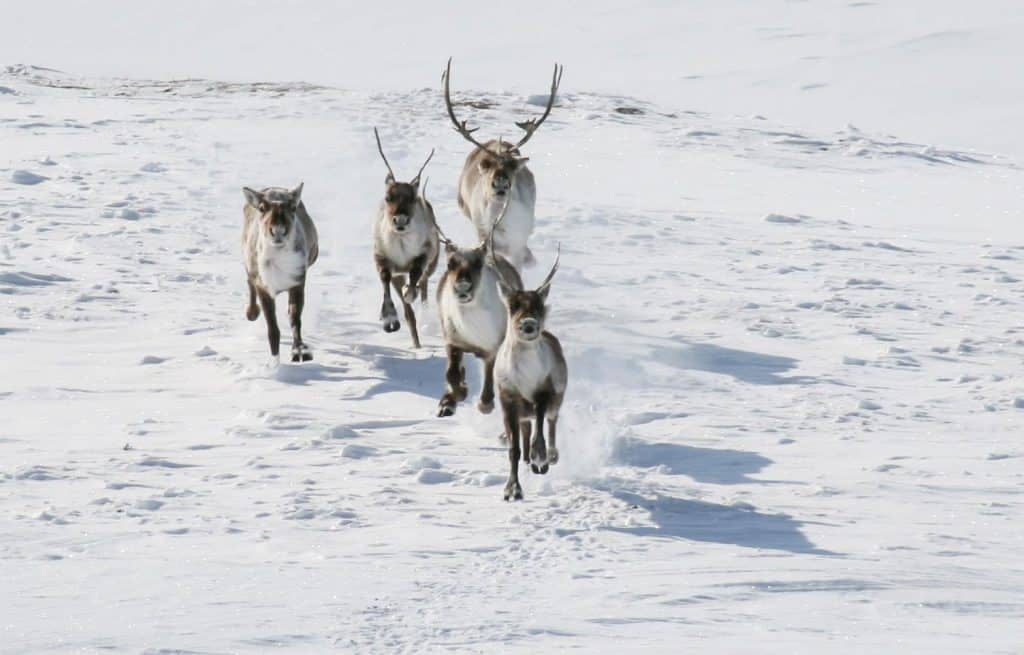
left=612, top=436, right=775, bottom=485
left=603, top=487, right=837, bottom=556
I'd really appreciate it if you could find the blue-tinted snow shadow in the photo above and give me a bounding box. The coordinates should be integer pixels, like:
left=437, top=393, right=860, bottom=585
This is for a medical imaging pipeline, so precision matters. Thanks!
left=613, top=436, right=774, bottom=484
left=603, top=488, right=837, bottom=556
left=649, top=341, right=814, bottom=385
left=575, top=327, right=815, bottom=386
left=272, top=362, right=349, bottom=386
left=342, top=343, right=446, bottom=400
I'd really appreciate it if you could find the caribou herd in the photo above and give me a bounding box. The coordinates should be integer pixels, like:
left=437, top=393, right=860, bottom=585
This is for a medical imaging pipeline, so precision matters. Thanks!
left=241, top=59, right=566, bottom=501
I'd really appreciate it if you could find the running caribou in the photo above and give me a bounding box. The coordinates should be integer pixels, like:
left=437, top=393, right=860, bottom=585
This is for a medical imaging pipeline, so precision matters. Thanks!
left=242, top=184, right=319, bottom=362
left=493, top=246, right=567, bottom=501
left=435, top=198, right=523, bottom=419
left=371, top=127, right=439, bottom=349
left=442, top=57, right=564, bottom=270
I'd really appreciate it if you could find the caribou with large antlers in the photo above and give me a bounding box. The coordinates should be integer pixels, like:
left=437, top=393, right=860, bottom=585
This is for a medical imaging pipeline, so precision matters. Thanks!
left=435, top=198, right=523, bottom=418
left=492, top=245, right=567, bottom=501
left=442, top=57, right=563, bottom=271
left=371, top=127, right=439, bottom=349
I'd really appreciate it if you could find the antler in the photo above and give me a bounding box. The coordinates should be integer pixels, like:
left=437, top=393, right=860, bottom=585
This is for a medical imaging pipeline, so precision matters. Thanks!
left=443, top=58, right=503, bottom=158
left=485, top=196, right=520, bottom=290
left=434, top=223, right=454, bottom=248
left=373, top=127, right=396, bottom=181
left=535, top=243, right=561, bottom=294
left=485, top=195, right=513, bottom=256
left=410, top=148, right=435, bottom=187
left=515, top=63, right=563, bottom=149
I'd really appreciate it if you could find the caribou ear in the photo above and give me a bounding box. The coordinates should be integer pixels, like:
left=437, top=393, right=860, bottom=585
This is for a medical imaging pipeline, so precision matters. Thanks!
left=537, top=282, right=552, bottom=301
left=385, top=172, right=395, bottom=187
left=516, top=156, right=530, bottom=165
left=290, top=182, right=304, bottom=207
left=243, top=187, right=264, bottom=208
left=444, top=240, right=458, bottom=254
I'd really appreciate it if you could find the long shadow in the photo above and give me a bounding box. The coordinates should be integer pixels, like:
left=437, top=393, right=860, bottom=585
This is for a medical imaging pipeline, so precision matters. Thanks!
left=605, top=488, right=837, bottom=556
left=649, top=341, right=814, bottom=385
left=344, top=343, right=446, bottom=401
left=613, top=436, right=773, bottom=484
left=272, top=362, right=350, bottom=386
left=576, top=326, right=816, bottom=386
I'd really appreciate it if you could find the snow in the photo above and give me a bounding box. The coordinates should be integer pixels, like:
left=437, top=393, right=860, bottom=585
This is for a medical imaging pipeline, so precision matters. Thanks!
left=2, top=2, right=1023, bottom=653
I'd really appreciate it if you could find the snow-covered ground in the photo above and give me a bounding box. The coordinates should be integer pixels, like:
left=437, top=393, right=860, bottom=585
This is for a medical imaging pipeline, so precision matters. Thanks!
left=2, top=3, right=1023, bottom=653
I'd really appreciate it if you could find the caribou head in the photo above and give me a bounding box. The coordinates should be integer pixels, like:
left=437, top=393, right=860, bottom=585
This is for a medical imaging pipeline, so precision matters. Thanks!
left=496, top=245, right=560, bottom=342
left=443, top=57, right=563, bottom=199
left=436, top=195, right=516, bottom=304
left=374, top=127, right=434, bottom=234
left=243, top=183, right=304, bottom=248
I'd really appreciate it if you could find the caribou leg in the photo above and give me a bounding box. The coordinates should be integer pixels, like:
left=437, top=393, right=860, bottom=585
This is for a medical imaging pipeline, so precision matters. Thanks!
left=530, top=392, right=550, bottom=474
left=520, top=418, right=532, bottom=464
left=478, top=356, right=496, bottom=414
left=245, top=279, right=260, bottom=321
left=257, top=289, right=280, bottom=359
left=546, top=395, right=562, bottom=465
left=438, top=345, right=467, bottom=417
left=375, top=255, right=400, bottom=333
left=501, top=395, right=523, bottom=501
left=288, top=285, right=312, bottom=362
left=391, top=278, right=420, bottom=349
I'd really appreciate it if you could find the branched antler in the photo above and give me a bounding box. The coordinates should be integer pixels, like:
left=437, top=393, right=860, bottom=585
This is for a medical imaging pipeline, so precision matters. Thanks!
left=443, top=58, right=503, bottom=157
left=514, top=63, right=563, bottom=149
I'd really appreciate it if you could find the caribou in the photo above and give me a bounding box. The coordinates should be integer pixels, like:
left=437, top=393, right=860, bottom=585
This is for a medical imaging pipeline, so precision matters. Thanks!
left=493, top=247, right=567, bottom=501
left=371, top=127, right=439, bottom=349
left=442, top=58, right=563, bottom=271
left=242, top=183, right=319, bottom=362
left=435, top=198, right=523, bottom=419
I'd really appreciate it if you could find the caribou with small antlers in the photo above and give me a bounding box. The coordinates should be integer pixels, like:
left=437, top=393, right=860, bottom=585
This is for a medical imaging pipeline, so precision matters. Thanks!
left=435, top=198, right=523, bottom=418
left=493, top=245, right=567, bottom=501
left=242, top=183, right=319, bottom=362
left=442, top=58, right=563, bottom=271
left=371, top=128, right=439, bottom=349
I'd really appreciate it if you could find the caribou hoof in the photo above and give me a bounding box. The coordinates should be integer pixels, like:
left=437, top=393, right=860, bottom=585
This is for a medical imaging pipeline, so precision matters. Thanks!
left=477, top=399, right=494, bottom=414
left=290, top=346, right=313, bottom=363
left=530, top=462, right=550, bottom=475
left=531, top=440, right=547, bottom=466
left=382, top=317, right=400, bottom=333
left=246, top=305, right=260, bottom=321
left=438, top=398, right=456, bottom=417
left=503, top=480, right=523, bottom=502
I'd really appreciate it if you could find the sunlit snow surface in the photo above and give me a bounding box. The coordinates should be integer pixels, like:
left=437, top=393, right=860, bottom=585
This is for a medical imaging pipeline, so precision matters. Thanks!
left=2, top=4, right=1024, bottom=653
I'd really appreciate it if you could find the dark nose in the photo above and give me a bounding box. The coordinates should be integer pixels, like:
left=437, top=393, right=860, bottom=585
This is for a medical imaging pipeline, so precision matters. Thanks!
left=522, top=324, right=536, bottom=334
